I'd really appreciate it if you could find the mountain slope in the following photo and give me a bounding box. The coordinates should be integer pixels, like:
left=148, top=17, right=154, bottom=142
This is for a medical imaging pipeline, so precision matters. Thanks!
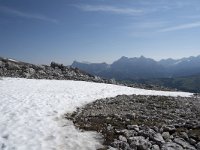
left=71, top=61, right=109, bottom=75
left=101, top=56, right=166, bottom=79
left=159, top=55, right=200, bottom=77
left=71, top=55, right=200, bottom=80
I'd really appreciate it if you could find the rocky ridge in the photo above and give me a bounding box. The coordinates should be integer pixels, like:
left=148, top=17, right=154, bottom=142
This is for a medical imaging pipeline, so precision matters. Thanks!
left=0, top=57, right=175, bottom=91
left=0, top=57, right=110, bottom=83
left=72, top=55, right=200, bottom=80
left=66, top=94, right=200, bottom=150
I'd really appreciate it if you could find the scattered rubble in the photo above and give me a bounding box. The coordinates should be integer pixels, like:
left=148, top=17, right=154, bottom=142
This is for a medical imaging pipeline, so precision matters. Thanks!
left=66, top=94, right=200, bottom=150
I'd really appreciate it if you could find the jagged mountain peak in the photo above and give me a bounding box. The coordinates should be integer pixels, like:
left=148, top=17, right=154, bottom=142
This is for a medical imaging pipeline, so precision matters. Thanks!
left=71, top=55, right=200, bottom=80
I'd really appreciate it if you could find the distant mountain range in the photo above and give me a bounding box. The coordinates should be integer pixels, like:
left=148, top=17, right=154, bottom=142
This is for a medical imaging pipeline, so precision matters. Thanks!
left=71, top=55, right=200, bottom=80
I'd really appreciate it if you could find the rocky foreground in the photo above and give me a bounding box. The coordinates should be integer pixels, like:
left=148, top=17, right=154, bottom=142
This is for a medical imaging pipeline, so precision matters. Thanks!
left=66, top=95, right=200, bottom=150
left=0, top=57, right=110, bottom=83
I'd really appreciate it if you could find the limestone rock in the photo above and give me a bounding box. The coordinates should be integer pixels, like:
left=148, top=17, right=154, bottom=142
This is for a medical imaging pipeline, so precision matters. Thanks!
left=162, top=132, right=170, bottom=141
left=174, top=138, right=196, bottom=150
left=161, top=142, right=183, bottom=150
left=128, top=136, right=151, bottom=150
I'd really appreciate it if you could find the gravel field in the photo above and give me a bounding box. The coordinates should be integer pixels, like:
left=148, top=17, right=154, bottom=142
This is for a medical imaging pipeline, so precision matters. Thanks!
left=66, top=94, right=200, bottom=150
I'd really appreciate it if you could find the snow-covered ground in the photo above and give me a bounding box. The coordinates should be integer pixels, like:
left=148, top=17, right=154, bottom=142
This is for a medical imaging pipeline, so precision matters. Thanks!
left=0, top=78, right=192, bottom=150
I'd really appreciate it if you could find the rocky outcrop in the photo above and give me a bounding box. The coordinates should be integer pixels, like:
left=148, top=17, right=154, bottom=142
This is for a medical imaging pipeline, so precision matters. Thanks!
left=0, top=57, right=111, bottom=83
left=66, top=94, right=200, bottom=150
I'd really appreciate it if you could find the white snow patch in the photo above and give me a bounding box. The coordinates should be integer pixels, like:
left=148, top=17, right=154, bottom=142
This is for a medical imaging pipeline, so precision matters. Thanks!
left=0, top=78, right=192, bottom=150
left=8, top=59, right=18, bottom=62
left=174, top=60, right=183, bottom=65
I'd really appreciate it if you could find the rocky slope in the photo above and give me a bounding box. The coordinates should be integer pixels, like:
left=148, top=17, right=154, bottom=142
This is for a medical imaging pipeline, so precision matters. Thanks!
left=66, top=94, right=200, bottom=150
left=0, top=57, right=110, bottom=83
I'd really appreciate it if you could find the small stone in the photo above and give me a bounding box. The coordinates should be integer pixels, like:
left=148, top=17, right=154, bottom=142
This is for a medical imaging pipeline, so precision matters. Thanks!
left=114, top=114, right=121, bottom=119
left=107, top=124, right=113, bottom=131
left=111, top=140, right=130, bottom=150
left=122, top=129, right=138, bottom=138
left=189, top=138, right=196, bottom=145
left=128, top=136, right=151, bottom=150
left=119, top=135, right=127, bottom=142
left=151, top=144, right=160, bottom=150
left=161, top=142, right=183, bottom=150
left=153, top=126, right=159, bottom=132
left=126, top=113, right=136, bottom=119
left=196, top=142, right=200, bottom=150
left=106, top=117, right=111, bottom=120
left=2, top=134, right=9, bottom=139
left=120, top=142, right=130, bottom=150
left=180, top=132, right=189, bottom=140
left=111, top=140, right=120, bottom=148
left=0, top=60, right=4, bottom=68
left=0, top=142, right=6, bottom=149
left=162, top=125, right=176, bottom=134
left=108, top=146, right=117, bottom=150
left=153, top=133, right=165, bottom=145
left=127, top=125, right=139, bottom=132
left=170, top=135, right=174, bottom=140
left=24, top=72, right=31, bottom=78
left=38, top=70, right=46, bottom=75
left=99, top=106, right=104, bottom=109
left=28, top=68, right=35, bottom=75
left=162, top=132, right=170, bottom=141
left=138, top=127, right=156, bottom=140
left=174, top=138, right=196, bottom=150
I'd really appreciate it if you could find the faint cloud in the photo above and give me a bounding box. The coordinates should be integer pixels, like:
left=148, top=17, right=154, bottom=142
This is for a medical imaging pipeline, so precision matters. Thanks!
left=159, top=21, right=200, bottom=32
left=133, top=21, right=168, bottom=29
left=117, top=21, right=168, bottom=38
left=74, top=4, right=143, bottom=15
left=0, top=6, right=58, bottom=23
left=138, top=0, right=195, bottom=12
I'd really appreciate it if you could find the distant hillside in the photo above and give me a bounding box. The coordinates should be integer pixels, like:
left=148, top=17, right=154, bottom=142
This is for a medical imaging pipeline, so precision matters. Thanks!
left=131, top=75, right=200, bottom=93
left=72, top=61, right=109, bottom=75
left=98, top=56, right=166, bottom=79
left=71, top=55, right=200, bottom=80
left=159, top=55, right=200, bottom=77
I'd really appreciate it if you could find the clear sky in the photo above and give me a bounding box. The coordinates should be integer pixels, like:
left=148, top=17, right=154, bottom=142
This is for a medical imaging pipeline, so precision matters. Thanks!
left=0, top=0, right=200, bottom=65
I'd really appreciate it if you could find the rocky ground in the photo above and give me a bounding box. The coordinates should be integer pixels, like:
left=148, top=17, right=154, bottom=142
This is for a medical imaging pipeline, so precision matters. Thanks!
left=0, top=57, right=110, bottom=83
left=66, top=95, right=200, bottom=150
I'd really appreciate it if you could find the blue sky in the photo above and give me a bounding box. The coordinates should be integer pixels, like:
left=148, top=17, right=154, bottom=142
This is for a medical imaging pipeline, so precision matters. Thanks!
left=0, top=0, right=200, bottom=65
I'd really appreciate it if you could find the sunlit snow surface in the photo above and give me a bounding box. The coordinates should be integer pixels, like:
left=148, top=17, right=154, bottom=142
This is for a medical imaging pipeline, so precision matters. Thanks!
left=0, top=78, right=192, bottom=150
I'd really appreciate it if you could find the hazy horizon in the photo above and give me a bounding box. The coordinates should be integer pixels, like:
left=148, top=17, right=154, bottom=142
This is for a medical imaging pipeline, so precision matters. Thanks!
left=2, top=54, right=200, bottom=66
left=1, top=0, right=200, bottom=65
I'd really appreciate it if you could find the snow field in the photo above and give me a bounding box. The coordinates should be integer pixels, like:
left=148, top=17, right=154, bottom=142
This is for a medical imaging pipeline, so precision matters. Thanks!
left=0, top=78, right=192, bottom=150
